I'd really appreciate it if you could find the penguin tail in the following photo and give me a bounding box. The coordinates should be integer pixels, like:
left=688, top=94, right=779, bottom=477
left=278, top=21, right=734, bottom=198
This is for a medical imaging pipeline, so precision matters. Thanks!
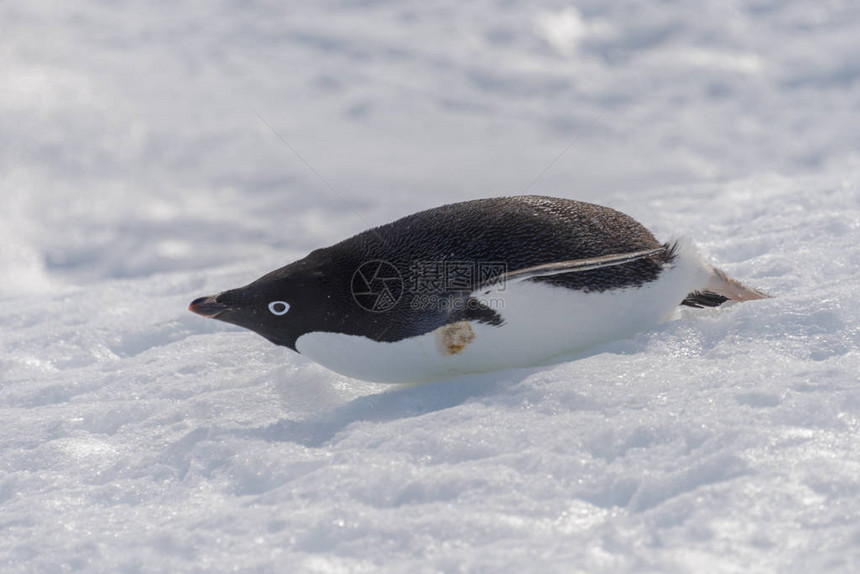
left=681, top=266, right=772, bottom=308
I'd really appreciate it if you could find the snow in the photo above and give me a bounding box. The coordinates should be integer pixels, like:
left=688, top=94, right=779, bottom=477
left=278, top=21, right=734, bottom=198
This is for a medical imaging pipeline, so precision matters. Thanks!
left=1, top=1, right=859, bottom=572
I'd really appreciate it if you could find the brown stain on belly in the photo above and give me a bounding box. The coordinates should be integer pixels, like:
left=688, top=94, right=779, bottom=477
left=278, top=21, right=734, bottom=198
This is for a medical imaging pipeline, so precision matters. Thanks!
left=435, top=321, right=476, bottom=355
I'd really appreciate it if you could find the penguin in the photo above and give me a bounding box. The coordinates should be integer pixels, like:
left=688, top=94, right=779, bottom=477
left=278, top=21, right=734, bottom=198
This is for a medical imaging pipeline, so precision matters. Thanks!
left=189, top=196, right=768, bottom=383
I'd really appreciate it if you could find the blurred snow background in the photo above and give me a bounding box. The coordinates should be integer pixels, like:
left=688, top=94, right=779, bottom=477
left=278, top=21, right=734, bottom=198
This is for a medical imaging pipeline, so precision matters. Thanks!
left=1, top=1, right=859, bottom=572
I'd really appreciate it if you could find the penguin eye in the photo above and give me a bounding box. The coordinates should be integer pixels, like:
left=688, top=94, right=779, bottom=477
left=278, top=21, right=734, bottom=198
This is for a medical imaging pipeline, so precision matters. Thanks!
left=268, top=301, right=290, bottom=316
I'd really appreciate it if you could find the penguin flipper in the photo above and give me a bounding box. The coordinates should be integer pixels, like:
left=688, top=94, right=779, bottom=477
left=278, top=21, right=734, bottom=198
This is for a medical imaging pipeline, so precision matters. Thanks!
left=481, top=247, right=667, bottom=289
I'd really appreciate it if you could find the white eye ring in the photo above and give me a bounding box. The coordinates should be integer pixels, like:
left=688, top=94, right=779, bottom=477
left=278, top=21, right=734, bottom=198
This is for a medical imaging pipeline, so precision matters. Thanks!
left=268, top=301, right=290, bottom=316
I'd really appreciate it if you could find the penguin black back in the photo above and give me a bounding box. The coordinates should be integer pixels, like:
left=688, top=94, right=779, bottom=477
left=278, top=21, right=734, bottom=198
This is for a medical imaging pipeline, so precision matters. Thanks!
left=330, top=195, right=666, bottom=290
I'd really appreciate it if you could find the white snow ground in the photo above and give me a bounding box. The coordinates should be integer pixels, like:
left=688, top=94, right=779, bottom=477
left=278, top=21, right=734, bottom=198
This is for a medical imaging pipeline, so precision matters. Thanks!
left=2, top=1, right=860, bottom=572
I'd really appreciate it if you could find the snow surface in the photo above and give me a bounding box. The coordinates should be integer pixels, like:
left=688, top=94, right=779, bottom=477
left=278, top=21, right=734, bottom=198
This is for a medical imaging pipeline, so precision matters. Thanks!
left=2, top=1, right=860, bottom=572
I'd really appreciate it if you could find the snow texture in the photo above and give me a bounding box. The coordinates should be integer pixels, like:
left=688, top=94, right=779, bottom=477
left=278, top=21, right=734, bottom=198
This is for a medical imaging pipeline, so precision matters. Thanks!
left=2, top=1, right=860, bottom=572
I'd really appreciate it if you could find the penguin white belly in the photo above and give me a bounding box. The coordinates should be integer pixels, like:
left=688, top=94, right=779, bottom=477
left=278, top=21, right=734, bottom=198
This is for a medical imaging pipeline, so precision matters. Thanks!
left=296, top=240, right=711, bottom=383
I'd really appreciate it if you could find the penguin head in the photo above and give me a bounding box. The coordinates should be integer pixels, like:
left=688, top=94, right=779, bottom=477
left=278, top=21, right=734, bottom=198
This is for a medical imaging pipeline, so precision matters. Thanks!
left=189, top=265, right=336, bottom=351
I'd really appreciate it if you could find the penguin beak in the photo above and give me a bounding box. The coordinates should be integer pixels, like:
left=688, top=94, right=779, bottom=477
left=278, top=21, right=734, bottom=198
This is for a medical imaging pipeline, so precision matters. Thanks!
left=189, top=294, right=232, bottom=318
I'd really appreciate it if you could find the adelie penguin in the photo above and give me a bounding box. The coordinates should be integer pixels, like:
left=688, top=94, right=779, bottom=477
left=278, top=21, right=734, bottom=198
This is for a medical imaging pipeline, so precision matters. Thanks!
left=189, top=196, right=769, bottom=383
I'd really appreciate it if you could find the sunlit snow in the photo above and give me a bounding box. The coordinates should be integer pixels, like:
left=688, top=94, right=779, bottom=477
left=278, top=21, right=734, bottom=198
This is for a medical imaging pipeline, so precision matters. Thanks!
left=2, top=1, right=859, bottom=572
